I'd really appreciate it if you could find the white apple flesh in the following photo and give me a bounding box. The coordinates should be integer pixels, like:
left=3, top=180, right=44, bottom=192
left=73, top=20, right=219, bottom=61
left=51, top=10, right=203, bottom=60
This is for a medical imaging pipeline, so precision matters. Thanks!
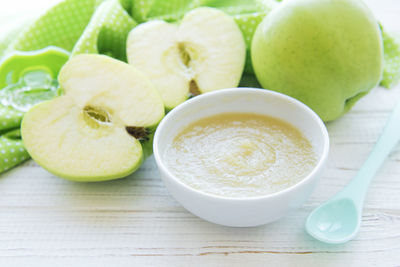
left=127, top=7, right=246, bottom=110
left=21, top=54, right=164, bottom=181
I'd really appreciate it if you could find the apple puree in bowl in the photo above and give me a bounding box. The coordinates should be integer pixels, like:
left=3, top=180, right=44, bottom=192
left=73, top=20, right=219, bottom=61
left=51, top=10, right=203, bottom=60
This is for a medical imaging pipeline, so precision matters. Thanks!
left=164, top=113, right=317, bottom=198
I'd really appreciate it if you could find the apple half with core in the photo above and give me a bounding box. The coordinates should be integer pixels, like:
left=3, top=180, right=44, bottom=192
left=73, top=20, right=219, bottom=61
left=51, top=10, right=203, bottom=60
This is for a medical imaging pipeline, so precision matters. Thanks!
left=251, top=0, right=383, bottom=122
left=126, top=7, right=246, bottom=110
left=21, top=54, right=164, bottom=181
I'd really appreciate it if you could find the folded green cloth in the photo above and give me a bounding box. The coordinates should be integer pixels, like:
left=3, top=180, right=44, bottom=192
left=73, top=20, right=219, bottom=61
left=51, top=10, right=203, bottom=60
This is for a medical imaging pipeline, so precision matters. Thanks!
left=72, top=0, right=137, bottom=61
left=0, top=106, right=24, bottom=132
left=0, top=129, right=29, bottom=173
left=5, top=0, right=98, bottom=54
left=0, top=0, right=399, bottom=175
left=0, top=130, right=29, bottom=173
left=381, top=30, right=400, bottom=88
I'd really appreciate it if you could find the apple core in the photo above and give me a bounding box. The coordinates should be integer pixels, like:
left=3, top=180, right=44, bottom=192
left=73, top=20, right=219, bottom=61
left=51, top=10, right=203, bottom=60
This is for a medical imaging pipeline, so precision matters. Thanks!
left=177, top=42, right=200, bottom=96
left=83, top=106, right=112, bottom=126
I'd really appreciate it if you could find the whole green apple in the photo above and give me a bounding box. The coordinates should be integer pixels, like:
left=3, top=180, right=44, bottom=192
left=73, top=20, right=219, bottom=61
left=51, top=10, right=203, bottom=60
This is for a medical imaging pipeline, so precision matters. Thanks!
left=251, top=0, right=383, bottom=121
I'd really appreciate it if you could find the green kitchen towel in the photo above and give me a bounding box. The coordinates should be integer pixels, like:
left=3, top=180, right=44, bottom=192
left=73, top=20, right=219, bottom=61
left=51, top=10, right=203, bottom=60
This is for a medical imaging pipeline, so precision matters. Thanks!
left=5, top=0, right=98, bottom=54
left=72, top=0, right=137, bottom=61
left=381, top=31, right=400, bottom=89
left=0, top=106, right=24, bottom=132
left=0, top=128, right=29, bottom=173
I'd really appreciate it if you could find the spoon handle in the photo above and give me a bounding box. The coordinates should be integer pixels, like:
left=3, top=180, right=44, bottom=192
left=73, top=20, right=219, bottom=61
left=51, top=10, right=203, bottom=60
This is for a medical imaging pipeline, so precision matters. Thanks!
left=344, top=99, right=400, bottom=204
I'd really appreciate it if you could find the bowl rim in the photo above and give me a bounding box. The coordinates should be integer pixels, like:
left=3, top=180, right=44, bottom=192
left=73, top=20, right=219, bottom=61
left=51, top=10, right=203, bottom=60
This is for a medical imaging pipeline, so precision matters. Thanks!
left=153, top=87, right=330, bottom=202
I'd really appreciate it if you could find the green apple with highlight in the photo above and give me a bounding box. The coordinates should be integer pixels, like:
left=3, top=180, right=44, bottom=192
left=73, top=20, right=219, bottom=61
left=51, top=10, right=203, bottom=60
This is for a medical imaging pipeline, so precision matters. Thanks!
left=21, top=54, right=164, bottom=182
left=251, top=0, right=383, bottom=121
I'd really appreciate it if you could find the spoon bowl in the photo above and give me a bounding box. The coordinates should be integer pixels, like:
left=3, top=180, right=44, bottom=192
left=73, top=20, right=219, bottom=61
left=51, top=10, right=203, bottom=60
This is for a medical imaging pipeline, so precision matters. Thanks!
left=306, top=198, right=360, bottom=244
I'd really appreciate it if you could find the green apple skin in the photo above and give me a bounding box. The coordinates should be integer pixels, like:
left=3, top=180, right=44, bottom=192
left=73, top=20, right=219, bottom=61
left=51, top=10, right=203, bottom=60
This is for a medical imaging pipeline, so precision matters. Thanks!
left=251, top=0, right=383, bottom=121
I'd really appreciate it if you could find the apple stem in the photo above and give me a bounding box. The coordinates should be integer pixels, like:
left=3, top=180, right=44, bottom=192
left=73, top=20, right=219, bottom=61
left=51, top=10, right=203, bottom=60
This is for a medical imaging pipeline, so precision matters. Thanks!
left=125, top=126, right=150, bottom=141
left=189, top=80, right=201, bottom=97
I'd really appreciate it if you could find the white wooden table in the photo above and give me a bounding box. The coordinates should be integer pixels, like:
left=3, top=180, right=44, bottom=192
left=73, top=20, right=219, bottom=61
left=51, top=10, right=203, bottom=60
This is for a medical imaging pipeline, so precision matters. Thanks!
left=0, top=1, right=400, bottom=266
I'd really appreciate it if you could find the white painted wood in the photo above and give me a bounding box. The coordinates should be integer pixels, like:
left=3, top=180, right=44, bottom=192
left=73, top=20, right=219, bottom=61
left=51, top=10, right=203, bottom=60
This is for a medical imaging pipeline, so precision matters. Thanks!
left=0, top=0, right=400, bottom=266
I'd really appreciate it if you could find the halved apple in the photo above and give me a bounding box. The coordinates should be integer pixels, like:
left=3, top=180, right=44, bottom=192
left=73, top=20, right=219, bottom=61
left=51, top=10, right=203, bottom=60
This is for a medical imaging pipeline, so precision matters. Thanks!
left=126, top=7, right=246, bottom=110
left=21, top=54, right=164, bottom=181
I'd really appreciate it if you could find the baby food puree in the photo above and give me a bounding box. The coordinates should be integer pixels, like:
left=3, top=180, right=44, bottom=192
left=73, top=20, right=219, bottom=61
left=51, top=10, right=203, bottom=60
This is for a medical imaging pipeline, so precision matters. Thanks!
left=164, top=112, right=317, bottom=198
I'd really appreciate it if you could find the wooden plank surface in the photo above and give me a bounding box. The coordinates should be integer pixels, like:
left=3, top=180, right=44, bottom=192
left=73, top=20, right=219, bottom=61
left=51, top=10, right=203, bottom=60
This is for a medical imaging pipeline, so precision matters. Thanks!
left=0, top=0, right=400, bottom=266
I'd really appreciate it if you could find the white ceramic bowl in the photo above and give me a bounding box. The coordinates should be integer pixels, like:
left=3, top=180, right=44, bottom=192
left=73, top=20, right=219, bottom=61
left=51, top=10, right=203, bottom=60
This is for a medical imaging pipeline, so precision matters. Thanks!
left=153, top=88, right=329, bottom=227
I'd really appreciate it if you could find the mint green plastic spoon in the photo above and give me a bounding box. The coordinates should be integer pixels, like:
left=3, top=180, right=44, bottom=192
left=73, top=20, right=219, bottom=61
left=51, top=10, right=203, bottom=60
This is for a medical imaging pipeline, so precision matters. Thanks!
left=306, top=99, right=400, bottom=244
